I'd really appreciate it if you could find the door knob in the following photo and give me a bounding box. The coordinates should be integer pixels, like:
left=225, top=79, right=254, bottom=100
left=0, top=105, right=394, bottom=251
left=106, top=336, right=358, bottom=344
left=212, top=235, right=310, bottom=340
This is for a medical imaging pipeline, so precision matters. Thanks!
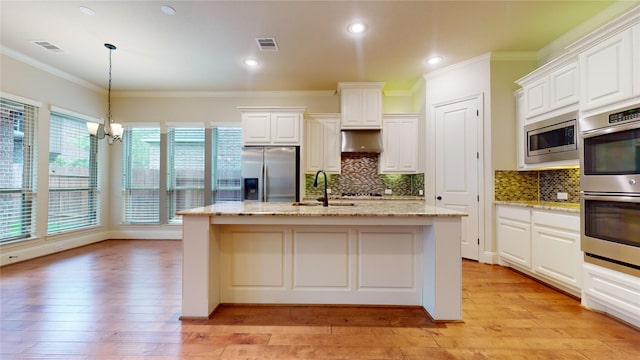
left=436, top=196, right=442, bottom=200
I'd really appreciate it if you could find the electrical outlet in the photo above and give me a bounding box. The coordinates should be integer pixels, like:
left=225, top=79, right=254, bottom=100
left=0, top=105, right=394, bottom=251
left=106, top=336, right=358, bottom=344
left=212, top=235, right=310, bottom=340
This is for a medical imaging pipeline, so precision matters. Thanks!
left=419, top=190, right=424, bottom=196
left=326, top=188, right=332, bottom=194
left=384, top=189, right=392, bottom=195
left=557, top=192, right=568, bottom=200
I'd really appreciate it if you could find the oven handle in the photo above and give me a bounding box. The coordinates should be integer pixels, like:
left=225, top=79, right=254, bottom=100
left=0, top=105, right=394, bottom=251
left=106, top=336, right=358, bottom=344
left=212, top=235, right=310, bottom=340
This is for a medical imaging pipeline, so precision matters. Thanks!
left=582, top=192, right=640, bottom=203
left=580, top=119, right=640, bottom=138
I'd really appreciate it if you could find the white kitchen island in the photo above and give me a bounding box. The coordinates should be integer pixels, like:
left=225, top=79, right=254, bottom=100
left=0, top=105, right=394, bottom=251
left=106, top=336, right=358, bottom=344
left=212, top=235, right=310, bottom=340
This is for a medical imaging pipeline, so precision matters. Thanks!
left=178, top=201, right=467, bottom=321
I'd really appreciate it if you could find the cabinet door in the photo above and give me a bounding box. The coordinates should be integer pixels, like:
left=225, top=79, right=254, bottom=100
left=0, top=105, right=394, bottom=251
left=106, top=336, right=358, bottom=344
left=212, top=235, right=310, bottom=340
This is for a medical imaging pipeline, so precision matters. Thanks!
left=340, top=88, right=363, bottom=128
left=549, top=61, right=579, bottom=109
left=272, top=113, right=300, bottom=144
left=242, top=112, right=271, bottom=144
left=380, top=115, right=418, bottom=173
left=305, top=119, right=324, bottom=173
left=361, top=88, right=382, bottom=128
left=380, top=118, right=401, bottom=172
left=579, top=29, right=633, bottom=111
left=523, top=77, right=549, bottom=119
left=497, top=206, right=531, bottom=269
left=323, top=117, right=341, bottom=173
left=531, top=210, right=581, bottom=291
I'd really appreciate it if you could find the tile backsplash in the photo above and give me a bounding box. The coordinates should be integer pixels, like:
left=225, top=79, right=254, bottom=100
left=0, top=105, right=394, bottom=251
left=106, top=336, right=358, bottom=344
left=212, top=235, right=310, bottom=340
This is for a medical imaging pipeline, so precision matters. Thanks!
left=305, top=153, right=424, bottom=197
left=494, top=168, right=580, bottom=203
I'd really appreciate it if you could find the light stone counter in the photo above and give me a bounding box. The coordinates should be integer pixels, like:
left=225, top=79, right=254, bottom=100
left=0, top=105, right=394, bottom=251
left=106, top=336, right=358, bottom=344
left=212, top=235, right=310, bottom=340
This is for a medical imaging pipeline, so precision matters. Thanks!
left=178, top=200, right=466, bottom=218
left=494, top=200, right=580, bottom=213
left=178, top=200, right=467, bottom=322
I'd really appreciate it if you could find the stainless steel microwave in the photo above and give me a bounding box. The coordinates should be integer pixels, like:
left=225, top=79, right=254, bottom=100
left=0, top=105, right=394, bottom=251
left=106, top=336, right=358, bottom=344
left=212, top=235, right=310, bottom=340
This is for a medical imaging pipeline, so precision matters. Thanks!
left=524, top=111, right=578, bottom=164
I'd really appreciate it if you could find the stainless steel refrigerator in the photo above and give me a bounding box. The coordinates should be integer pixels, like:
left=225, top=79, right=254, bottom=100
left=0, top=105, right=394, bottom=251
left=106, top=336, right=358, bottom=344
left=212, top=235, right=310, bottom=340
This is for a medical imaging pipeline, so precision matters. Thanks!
left=241, top=146, right=300, bottom=202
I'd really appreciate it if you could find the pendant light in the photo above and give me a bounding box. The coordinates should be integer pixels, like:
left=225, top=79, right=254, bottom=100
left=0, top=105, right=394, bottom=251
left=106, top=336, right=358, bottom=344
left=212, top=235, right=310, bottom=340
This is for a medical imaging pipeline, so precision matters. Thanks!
left=88, top=43, right=124, bottom=144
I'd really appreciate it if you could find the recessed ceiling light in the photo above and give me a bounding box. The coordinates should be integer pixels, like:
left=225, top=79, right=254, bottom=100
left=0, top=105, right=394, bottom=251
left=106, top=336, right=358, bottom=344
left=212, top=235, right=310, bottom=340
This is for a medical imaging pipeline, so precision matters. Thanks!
left=427, top=56, right=443, bottom=65
left=348, top=23, right=366, bottom=34
left=243, top=58, right=259, bottom=67
left=79, top=6, right=95, bottom=16
left=160, top=5, right=176, bottom=15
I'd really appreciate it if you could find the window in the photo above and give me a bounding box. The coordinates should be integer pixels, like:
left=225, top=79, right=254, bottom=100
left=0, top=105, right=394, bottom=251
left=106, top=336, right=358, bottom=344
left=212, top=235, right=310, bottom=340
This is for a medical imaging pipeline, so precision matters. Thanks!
left=48, top=112, right=100, bottom=234
left=167, top=127, right=205, bottom=222
left=122, top=127, right=160, bottom=223
left=212, top=127, right=242, bottom=203
left=0, top=97, right=38, bottom=244
left=121, top=125, right=242, bottom=225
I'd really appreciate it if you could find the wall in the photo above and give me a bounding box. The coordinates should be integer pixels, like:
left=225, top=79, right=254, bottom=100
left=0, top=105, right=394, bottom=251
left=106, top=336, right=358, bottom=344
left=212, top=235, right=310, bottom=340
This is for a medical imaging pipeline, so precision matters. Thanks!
left=0, top=54, right=109, bottom=266
left=424, top=53, right=493, bottom=263
left=490, top=57, right=538, bottom=170
left=3, top=48, right=421, bottom=250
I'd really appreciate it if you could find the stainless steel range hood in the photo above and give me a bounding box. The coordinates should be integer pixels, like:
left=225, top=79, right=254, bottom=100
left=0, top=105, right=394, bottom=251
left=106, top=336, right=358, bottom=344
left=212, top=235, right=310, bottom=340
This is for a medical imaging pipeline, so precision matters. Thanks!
left=341, top=130, right=383, bottom=153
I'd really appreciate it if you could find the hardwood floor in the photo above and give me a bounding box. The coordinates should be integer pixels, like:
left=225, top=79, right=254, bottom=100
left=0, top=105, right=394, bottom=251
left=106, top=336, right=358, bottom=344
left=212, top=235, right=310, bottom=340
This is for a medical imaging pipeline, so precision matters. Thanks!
left=1, top=240, right=638, bottom=359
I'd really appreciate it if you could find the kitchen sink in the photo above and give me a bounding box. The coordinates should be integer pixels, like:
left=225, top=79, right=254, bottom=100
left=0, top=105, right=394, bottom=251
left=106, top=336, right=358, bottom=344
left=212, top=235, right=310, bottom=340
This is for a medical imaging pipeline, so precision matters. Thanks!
left=291, top=201, right=356, bottom=207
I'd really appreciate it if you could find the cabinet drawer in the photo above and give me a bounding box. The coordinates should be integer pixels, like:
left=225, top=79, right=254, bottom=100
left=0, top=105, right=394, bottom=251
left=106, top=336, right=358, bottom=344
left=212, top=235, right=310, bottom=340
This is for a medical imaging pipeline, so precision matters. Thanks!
left=497, top=205, right=530, bottom=222
left=531, top=210, right=579, bottom=232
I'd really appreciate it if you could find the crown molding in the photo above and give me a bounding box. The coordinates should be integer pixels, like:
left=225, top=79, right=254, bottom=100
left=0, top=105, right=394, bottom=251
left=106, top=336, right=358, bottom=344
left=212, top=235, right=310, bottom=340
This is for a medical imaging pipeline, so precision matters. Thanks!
left=113, top=90, right=336, bottom=98
left=1, top=46, right=104, bottom=93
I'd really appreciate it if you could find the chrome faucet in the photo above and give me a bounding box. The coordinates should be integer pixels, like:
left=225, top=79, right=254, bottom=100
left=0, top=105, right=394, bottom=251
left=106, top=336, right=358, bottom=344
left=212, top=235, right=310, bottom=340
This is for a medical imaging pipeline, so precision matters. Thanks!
left=312, top=169, right=329, bottom=207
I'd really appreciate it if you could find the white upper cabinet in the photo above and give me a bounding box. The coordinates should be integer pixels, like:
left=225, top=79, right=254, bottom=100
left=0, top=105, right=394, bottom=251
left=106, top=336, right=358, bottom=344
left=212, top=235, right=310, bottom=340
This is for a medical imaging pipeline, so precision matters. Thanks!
left=338, top=82, right=384, bottom=129
left=305, top=114, right=341, bottom=174
left=579, top=28, right=633, bottom=112
left=549, top=61, right=580, bottom=110
left=379, top=114, right=419, bottom=173
left=517, top=57, right=579, bottom=122
left=239, top=106, right=305, bottom=146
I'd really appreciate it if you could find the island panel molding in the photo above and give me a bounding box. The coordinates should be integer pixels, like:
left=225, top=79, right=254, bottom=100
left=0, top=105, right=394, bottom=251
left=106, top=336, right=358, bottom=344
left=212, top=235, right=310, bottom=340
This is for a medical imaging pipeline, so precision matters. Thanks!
left=178, top=201, right=466, bottom=321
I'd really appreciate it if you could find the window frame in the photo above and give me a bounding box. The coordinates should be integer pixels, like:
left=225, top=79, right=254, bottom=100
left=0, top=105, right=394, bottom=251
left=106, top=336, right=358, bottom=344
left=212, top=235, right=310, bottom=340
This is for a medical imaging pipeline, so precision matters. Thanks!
left=47, top=110, right=101, bottom=235
left=0, top=95, right=39, bottom=244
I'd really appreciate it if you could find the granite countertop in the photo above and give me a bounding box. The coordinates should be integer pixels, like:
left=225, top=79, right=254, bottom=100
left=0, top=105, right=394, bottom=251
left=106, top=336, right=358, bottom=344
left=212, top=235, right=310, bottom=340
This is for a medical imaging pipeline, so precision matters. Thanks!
left=177, top=200, right=467, bottom=217
left=306, top=195, right=425, bottom=201
left=494, top=200, right=580, bottom=213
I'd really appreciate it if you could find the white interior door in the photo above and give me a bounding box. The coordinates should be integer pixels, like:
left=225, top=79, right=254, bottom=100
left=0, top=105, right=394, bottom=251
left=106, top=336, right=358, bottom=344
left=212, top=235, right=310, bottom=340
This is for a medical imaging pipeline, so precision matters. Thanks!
left=435, top=97, right=480, bottom=260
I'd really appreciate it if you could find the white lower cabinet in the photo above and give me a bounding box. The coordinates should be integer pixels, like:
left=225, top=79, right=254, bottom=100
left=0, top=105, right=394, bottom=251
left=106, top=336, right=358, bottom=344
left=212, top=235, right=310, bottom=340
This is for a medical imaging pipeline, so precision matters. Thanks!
left=497, top=205, right=531, bottom=269
left=531, top=210, right=582, bottom=293
left=582, top=262, right=640, bottom=328
left=497, top=205, right=582, bottom=296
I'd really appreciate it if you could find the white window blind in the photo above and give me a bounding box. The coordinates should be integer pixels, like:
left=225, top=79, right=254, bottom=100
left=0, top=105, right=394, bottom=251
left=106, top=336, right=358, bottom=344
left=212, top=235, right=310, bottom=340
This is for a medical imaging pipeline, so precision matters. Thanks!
left=48, top=112, right=99, bottom=234
left=0, top=97, right=38, bottom=243
left=122, top=127, right=160, bottom=223
left=212, top=127, right=242, bottom=203
left=168, top=127, right=205, bottom=222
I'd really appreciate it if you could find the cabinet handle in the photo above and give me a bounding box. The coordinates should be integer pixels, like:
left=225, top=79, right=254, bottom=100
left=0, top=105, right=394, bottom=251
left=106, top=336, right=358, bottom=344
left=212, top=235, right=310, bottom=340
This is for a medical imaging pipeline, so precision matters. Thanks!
left=436, top=196, right=442, bottom=200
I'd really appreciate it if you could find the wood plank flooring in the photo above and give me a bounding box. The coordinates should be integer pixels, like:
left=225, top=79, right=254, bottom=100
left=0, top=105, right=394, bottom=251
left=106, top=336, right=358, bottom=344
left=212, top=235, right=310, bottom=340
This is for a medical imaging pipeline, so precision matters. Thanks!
left=1, top=239, right=638, bottom=359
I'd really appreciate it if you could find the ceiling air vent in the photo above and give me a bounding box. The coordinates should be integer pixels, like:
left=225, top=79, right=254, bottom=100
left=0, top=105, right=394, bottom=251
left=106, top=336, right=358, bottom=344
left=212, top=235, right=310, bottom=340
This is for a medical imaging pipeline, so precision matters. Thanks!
left=256, top=37, right=278, bottom=52
left=31, top=41, right=65, bottom=53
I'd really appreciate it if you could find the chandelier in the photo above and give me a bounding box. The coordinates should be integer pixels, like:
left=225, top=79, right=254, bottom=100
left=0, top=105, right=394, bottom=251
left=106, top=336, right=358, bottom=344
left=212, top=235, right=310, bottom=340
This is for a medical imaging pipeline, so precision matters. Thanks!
left=87, top=43, right=123, bottom=144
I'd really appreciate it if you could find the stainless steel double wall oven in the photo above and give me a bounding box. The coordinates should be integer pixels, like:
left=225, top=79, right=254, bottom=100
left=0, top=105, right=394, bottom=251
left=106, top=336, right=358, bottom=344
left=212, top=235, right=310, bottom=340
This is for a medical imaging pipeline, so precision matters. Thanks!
left=579, top=104, right=640, bottom=276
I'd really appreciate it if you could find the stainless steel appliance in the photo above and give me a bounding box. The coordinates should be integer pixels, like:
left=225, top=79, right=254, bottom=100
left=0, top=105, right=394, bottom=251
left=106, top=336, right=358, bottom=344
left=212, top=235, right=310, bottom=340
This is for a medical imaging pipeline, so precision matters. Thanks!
left=579, top=104, right=640, bottom=276
left=341, top=130, right=383, bottom=153
left=241, top=146, right=299, bottom=202
left=524, top=111, right=578, bottom=164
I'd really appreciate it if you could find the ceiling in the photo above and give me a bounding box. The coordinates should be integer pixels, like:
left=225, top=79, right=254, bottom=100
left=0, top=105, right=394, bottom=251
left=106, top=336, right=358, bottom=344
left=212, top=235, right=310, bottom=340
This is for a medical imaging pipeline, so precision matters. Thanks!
left=0, top=1, right=634, bottom=93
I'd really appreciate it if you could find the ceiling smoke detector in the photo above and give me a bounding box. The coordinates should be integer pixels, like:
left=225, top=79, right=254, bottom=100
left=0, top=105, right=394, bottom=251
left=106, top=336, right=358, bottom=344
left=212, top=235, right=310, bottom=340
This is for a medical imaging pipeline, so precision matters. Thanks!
left=31, top=41, right=64, bottom=53
left=256, top=37, right=278, bottom=52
